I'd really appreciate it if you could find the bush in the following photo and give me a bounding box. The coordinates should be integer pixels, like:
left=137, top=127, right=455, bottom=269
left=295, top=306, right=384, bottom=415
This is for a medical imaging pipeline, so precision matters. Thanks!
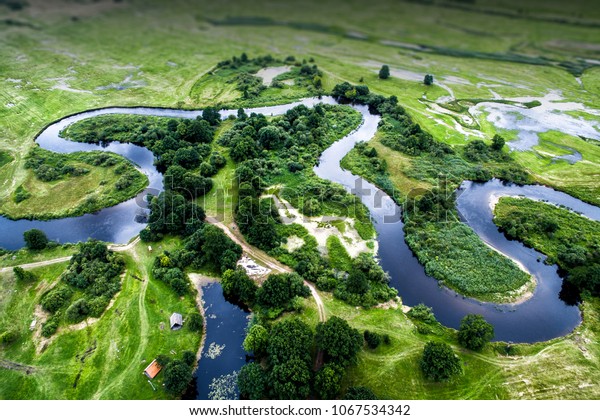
left=420, top=341, right=462, bottom=381
left=23, top=229, right=49, bottom=250
left=457, top=314, right=494, bottom=351
left=41, top=318, right=59, bottom=337
left=407, top=303, right=437, bottom=324
left=0, top=329, right=19, bottom=345
left=13, top=266, right=37, bottom=283
left=363, top=330, right=382, bottom=349
left=238, top=363, right=268, bottom=400
left=163, top=360, right=193, bottom=395
left=65, top=298, right=90, bottom=323
left=41, top=285, right=73, bottom=313
left=187, top=312, right=203, bottom=332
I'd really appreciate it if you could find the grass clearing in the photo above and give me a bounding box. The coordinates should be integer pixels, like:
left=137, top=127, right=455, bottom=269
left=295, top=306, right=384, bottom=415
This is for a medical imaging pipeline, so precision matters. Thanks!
left=0, top=237, right=201, bottom=399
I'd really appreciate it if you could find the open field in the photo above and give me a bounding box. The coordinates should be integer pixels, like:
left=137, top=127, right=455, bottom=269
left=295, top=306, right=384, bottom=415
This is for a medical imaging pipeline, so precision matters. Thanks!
left=0, top=237, right=201, bottom=399
left=323, top=295, right=600, bottom=399
left=1, top=0, right=599, bottom=401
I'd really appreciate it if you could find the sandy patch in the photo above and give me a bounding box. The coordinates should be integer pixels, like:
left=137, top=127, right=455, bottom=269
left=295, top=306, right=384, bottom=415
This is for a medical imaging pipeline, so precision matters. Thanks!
left=265, top=194, right=376, bottom=258
left=255, top=66, right=291, bottom=86
left=283, top=235, right=304, bottom=252
left=237, top=255, right=271, bottom=277
left=46, top=77, right=92, bottom=94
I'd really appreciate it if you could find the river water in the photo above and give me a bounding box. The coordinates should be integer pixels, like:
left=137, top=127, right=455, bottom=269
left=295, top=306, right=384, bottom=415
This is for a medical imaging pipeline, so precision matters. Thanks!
left=2, top=97, right=597, bottom=353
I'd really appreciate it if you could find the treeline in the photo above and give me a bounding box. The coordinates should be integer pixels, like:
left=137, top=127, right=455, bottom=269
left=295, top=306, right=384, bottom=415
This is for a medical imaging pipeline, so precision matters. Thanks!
left=494, top=197, right=600, bottom=297
left=215, top=54, right=323, bottom=98
left=238, top=316, right=379, bottom=400
left=62, top=108, right=224, bottom=197
left=151, top=223, right=243, bottom=296
left=39, top=241, right=125, bottom=337
left=332, top=82, right=530, bottom=186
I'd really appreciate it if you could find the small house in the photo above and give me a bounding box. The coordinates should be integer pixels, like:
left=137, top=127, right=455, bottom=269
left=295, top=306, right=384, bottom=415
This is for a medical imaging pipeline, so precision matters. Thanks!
left=143, top=359, right=162, bottom=379
left=170, top=312, right=183, bottom=330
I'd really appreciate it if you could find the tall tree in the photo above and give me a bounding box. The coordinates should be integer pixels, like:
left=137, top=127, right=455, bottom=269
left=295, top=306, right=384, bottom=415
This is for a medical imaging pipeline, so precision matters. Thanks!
left=378, top=65, right=390, bottom=80
left=457, top=314, right=494, bottom=350
left=315, top=316, right=363, bottom=366
left=23, top=229, right=48, bottom=250
left=420, top=341, right=462, bottom=381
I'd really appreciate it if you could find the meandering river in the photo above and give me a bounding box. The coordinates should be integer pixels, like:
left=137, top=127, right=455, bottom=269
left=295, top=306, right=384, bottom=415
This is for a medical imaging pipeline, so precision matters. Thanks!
left=2, top=97, right=599, bottom=397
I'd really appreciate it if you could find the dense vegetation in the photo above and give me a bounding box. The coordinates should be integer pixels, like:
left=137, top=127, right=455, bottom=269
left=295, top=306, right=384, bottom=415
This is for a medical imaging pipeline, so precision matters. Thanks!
left=40, top=241, right=124, bottom=336
left=238, top=316, right=376, bottom=400
left=457, top=314, right=494, bottom=351
left=494, top=197, right=600, bottom=297
left=191, top=54, right=324, bottom=105
left=2, top=147, right=148, bottom=220
left=335, top=82, right=533, bottom=301
left=420, top=341, right=462, bottom=382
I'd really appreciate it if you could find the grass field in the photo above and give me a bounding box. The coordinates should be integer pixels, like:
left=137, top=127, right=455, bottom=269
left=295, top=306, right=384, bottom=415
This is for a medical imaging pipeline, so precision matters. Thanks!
left=1, top=0, right=599, bottom=401
left=0, top=237, right=202, bottom=399
left=322, top=295, right=600, bottom=399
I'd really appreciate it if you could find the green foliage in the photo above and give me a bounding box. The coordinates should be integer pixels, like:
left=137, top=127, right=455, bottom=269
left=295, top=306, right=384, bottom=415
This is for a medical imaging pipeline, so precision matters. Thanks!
left=41, top=285, right=73, bottom=313
left=187, top=312, right=203, bottom=333
left=152, top=266, right=189, bottom=296
left=407, top=303, right=437, bottom=324
left=163, top=359, right=193, bottom=395
left=238, top=363, right=268, bottom=399
left=269, top=357, right=312, bottom=399
left=243, top=324, right=269, bottom=355
left=221, top=269, right=257, bottom=306
left=315, top=316, right=363, bottom=367
left=41, top=318, right=59, bottom=338
left=494, top=197, right=600, bottom=296
left=424, top=74, right=434, bottom=85
left=256, top=273, right=310, bottom=314
left=378, top=65, right=390, bottom=80
left=458, top=314, right=494, bottom=351
left=142, top=191, right=205, bottom=240
left=65, top=298, right=90, bottom=323
left=267, top=318, right=313, bottom=366
left=363, top=330, right=382, bottom=349
left=345, top=386, right=377, bottom=400
left=12, top=266, right=37, bottom=283
left=13, top=185, right=30, bottom=203
left=0, top=328, right=19, bottom=346
left=184, top=224, right=242, bottom=274
left=23, top=229, right=48, bottom=250
left=420, top=341, right=462, bottom=381
left=314, top=363, right=344, bottom=399
left=326, top=236, right=352, bottom=272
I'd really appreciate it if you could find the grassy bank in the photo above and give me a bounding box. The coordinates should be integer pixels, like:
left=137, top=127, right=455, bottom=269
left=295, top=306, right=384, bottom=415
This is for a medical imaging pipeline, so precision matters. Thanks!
left=0, top=148, right=147, bottom=220
left=0, top=237, right=201, bottom=399
left=322, top=295, right=600, bottom=399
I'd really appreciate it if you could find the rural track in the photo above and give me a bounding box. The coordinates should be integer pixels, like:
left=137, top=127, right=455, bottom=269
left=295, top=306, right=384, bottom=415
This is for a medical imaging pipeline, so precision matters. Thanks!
left=206, top=216, right=326, bottom=323
left=0, top=237, right=141, bottom=274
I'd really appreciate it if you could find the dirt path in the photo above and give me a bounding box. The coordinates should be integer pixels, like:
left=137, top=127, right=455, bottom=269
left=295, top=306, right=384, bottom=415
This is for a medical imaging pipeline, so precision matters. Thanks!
left=0, top=238, right=141, bottom=274
left=206, top=217, right=326, bottom=323
left=92, top=244, right=149, bottom=400
left=0, top=359, right=36, bottom=375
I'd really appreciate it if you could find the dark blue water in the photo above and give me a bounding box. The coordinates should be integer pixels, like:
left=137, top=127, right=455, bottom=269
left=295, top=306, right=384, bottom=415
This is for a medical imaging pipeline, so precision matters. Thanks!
left=193, top=282, right=250, bottom=400
left=2, top=98, right=598, bottom=343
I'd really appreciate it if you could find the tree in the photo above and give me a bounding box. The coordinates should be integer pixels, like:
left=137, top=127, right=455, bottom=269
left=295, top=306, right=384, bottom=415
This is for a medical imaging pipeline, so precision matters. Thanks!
left=420, top=341, right=462, bottom=381
left=182, top=350, right=196, bottom=367
left=187, top=312, right=203, bottom=333
left=65, top=298, right=90, bottom=323
left=314, top=363, right=344, bottom=399
left=13, top=266, right=37, bottom=283
left=163, top=360, right=193, bottom=395
left=267, top=319, right=313, bottom=366
left=270, top=358, right=311, bottom=400
left=315, top=316, right=363, bottom=367
left=378, top=65, right=390, bottom=80
left=221, top=269, right=257, bottom=305
left=243, top=324, right=269, bottom=355
left=363, top=330, right=381, bottom=349
left=424, top=74, right=434, bottom=86
left=491, top=134, right=505, bottom=151
left=458, top=314, right=494, bottom=350
left=23, top=229, right=48, bottom=250
left=238, top=363, right=267, bottom=399
left=256, top=273, right=310, bottom=310
left=345, top=386, right=377, bottom=400
left=202, top=107, right=221, bottom=126
left=345, top=269, right=369, bottom=295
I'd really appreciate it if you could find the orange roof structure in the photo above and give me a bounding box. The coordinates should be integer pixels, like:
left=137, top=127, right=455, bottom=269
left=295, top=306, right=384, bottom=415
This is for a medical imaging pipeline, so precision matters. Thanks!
left=143, top=359, right=162, bottom=379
